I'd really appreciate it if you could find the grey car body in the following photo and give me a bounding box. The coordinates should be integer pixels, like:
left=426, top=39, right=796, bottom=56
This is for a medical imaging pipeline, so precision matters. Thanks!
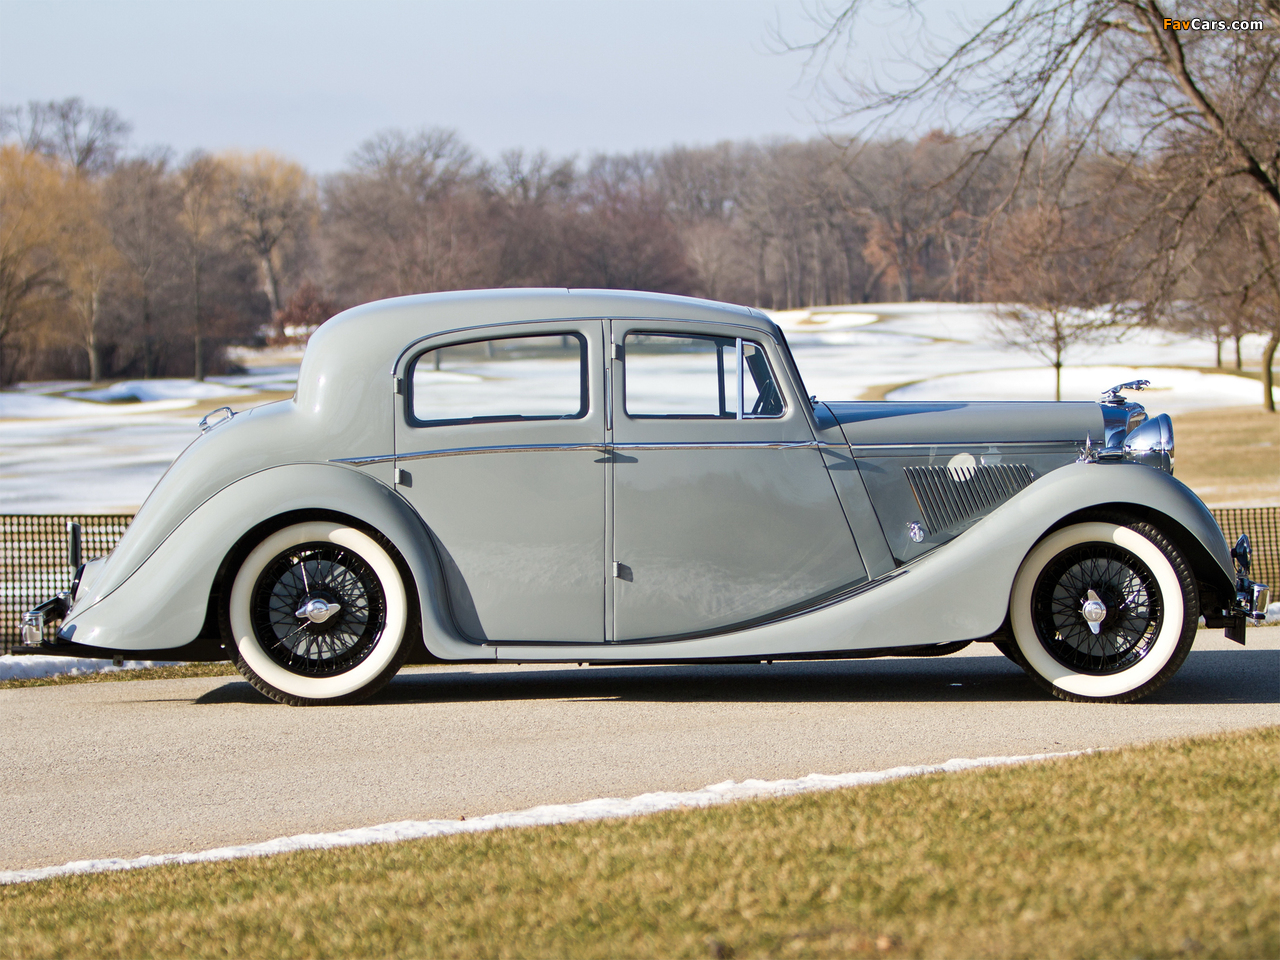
left=19, top=288, right=1269, bottom=704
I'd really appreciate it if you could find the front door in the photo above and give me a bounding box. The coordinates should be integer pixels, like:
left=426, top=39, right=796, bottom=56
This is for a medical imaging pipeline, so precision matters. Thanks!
left=609, top=319, right=867, bottom=641
left=394, top=320, right=607, bottom=642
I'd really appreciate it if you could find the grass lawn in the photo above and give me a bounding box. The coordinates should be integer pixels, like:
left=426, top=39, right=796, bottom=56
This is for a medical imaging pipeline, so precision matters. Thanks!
left=1171, top=403, right=1280, bottom=506
left=2, top=727, right=1276, bottom=960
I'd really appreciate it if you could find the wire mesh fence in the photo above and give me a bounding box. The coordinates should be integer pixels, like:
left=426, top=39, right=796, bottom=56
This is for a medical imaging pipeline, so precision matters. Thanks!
left=1211, top=506, right=1278, bottom=598
left=0, top=507, right=1275, bottom=654
left=1, top=515, right=132, bottom=653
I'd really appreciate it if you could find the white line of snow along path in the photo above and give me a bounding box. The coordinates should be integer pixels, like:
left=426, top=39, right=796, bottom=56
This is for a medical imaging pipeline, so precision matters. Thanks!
left=1, top=750, right=1086, bottom=885
left=0, top=655, right=183, bottom=682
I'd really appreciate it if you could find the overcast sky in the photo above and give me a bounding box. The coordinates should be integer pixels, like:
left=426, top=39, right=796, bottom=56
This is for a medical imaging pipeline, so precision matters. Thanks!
left=0, top=0, right=985, bottom=173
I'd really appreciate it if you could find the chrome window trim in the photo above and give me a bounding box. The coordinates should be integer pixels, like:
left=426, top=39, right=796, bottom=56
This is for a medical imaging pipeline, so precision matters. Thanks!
left=620, top=331, right=786, bottom=421
left=333, top=440, right=847, bottom=467
left=405, top=330, right=589, bottom=428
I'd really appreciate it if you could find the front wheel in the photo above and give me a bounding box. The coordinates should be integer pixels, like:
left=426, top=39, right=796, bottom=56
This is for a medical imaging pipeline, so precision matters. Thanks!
left=228, top=521, right=409, bottom=705
left=1009, top=520, right=1197, bottom=703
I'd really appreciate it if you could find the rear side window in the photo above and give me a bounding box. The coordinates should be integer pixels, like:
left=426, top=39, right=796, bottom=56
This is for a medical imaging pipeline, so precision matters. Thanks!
left=409, top=333, right=587, bottom=426
left=623, top=333, right=784, bottom=419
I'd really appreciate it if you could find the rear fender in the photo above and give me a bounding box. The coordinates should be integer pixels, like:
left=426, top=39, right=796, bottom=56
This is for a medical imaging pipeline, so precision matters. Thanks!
left=58, top=463, right=482, bottom=659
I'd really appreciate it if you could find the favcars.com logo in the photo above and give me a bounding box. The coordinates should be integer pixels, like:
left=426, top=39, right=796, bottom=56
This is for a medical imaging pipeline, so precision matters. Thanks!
left=1163, top=17, right=1267, bottom=29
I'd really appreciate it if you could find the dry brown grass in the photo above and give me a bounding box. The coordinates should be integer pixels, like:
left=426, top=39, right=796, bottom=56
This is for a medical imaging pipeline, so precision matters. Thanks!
left=0, top=662, right=237, bottom=690
left=2, top=727, right=1276, bottom=960
left=1172, top=404, right=1280, bottom=507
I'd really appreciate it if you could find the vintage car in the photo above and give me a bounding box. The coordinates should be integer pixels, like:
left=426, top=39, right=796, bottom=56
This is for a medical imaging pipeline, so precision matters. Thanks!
left=18, top=289, right=1270, bottom=705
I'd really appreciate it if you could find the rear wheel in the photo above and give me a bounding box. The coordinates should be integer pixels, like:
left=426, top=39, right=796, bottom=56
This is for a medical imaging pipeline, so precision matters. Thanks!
left=1009, top=520, right=1197, bottom=703
left=228, top=521, right=409, bottom=705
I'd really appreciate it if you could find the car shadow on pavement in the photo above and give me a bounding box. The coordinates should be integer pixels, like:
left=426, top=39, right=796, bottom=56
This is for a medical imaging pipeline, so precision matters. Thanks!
left=193, top=648, right=1278, bottom=707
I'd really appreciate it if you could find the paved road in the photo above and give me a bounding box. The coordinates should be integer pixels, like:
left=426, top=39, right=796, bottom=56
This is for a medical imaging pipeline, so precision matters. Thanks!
left=3, top=629, right=1277, bottom=872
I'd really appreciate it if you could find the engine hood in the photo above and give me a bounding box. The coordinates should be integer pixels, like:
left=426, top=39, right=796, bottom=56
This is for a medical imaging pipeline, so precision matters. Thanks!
left=820, top=401, right=1104, bottom=446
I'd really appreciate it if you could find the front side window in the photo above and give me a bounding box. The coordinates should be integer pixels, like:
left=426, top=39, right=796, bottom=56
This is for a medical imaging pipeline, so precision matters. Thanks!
left=623, top=333, right=783, bottom=419
left=409, top=333, right=587, bottom=426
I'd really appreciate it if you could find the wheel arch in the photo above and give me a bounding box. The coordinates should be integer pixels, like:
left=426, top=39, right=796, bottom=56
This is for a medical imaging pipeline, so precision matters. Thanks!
left=205, top=506, right=442, bottom=664
left=1046, top=501, right=1234, bottom=611
left=60, top=463, right=480, bottom=659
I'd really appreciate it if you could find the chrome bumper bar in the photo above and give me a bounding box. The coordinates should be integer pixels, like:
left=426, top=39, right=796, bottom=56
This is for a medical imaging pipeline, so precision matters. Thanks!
left=1237, top=577, right=1270, bottom=622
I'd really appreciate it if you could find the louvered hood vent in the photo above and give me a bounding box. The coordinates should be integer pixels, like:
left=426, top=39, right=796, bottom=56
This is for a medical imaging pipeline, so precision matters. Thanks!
left=905, top=463, right=1036, bottom=536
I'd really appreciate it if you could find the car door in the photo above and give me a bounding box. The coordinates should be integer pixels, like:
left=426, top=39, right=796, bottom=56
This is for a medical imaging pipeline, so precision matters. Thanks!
left=394, top=320, right=607, bottom=643
left=609, top=319, right=867, bottom=642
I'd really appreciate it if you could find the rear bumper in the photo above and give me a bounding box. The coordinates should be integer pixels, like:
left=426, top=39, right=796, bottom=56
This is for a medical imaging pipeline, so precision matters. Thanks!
left=18, top=594, right=71, bottom=647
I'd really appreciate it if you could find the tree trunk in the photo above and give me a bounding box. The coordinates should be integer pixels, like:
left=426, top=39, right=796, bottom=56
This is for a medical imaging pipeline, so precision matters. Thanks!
left=1054, top=360, right=1062, bottom=402
left=1214, top=335, right=1222, bottom=368
left=262, top=254, right=283, bottom=339
left=1235, top=334, right=1243, bottom=370
left=1263, top=328, right=1278, bottom=414
left=87, top=289, right=100, bottom=384
left=755, top=239, right=767, bottom=308
left=193, top=263, right=205, bottom=382
left=142, top=293, right=153, bottom=379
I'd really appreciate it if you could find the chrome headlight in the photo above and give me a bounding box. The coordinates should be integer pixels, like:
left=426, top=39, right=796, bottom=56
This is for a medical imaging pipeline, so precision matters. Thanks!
left=1123, top=413, right=1174, bottom=474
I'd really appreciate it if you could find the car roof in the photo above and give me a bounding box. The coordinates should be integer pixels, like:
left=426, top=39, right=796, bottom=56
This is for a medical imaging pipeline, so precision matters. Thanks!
left=295, top=288, right=778, bottom=412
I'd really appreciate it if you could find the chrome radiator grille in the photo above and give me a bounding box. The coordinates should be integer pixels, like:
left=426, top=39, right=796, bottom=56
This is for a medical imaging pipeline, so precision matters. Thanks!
left=904, top=463, right=1035, bottom=535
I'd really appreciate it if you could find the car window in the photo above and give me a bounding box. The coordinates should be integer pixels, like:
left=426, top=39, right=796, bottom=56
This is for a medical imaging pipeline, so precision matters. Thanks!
left=409, top=333, right=587, bottom=426
left=623, top=333, right=783, bottom=419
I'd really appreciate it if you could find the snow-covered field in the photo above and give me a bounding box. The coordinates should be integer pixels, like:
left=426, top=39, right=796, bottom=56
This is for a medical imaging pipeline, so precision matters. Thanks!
left=0, top=303, right=1272, bottom=515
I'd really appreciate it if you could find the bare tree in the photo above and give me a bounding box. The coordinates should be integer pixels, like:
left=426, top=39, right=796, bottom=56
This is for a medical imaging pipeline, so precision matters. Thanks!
left=176, top=153, right=229, bottom=381
left=222, top=151, right=317, bottom=332
left=0, top=147, right=73, bottom=381
left=987, top=201, right=1131, bottom=399
left=59, top=178, right=125, bottom=382
left=103, top=156, right=182, bottom=377
left=322, top=128, right=492, bottom=303
left=804, top=0, right=1280, bottom=407
left=1, top=97, right=130, bottom=176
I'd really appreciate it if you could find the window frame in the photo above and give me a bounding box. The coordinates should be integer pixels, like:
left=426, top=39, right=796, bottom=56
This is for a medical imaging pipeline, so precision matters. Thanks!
left=621, top=331, right=786, bottom=421
left=406, top=331, right=590, bottom=428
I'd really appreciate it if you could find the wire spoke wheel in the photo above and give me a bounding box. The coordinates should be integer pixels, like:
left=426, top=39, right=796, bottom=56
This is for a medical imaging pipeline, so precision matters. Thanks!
left=1032, top=544, right=1162, bottom=675
left=228, top=521, right=409, bottom=705
left=1010, top=520, right=1197, bottom=703
left=250, top=542, right=386, bottom=677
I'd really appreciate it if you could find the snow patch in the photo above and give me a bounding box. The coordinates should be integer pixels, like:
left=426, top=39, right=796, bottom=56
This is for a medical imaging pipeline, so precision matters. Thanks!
left=67, top=380, right=253, bottom=403
left=0, top=655, right=183, bottom=682
left=0, top=750, right=1085, bottom=885
left=887, top=365, right=1276, bottom=412
left=0, top=393, right=198, bottom=419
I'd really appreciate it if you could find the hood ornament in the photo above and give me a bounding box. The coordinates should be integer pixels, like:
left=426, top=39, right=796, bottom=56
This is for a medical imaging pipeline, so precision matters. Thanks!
left=1101, top=380, right=1150, bottom=406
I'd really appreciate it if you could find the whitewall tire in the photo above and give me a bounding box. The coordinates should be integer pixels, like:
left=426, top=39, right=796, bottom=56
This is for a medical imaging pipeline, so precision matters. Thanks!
left=228, top=521, right=409, bottom=705
left=1009, top=520, right=1197, bottom=703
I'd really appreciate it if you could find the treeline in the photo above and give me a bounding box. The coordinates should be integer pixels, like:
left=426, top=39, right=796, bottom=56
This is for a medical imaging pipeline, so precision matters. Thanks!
left=1, top=96, right=1274, bottom=390
left=0, top=98, right=1041, bottom=384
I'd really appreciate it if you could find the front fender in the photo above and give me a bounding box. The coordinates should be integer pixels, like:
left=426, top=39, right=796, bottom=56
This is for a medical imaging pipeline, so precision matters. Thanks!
left=58, top=463, right=482, bottom=659
left=1027, top=462, right=1235, bottom=592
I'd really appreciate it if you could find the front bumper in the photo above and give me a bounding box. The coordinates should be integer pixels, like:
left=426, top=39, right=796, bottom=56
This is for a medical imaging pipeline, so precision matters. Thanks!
left=1237, top=577, right=1270, bottom=621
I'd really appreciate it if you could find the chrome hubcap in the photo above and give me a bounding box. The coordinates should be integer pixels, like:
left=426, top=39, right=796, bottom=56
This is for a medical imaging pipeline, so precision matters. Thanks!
left=1080, top=588, right=1107, bottom=635
left=296, top=597, right=342, bottom=624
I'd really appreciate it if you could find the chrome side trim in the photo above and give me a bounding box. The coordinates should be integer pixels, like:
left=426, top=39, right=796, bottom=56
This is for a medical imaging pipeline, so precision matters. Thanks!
left=612, top=441, right=842, bottom=453
left=335, top=444, right=609, bottom=466
left=333, top=440, right=845, bottom=467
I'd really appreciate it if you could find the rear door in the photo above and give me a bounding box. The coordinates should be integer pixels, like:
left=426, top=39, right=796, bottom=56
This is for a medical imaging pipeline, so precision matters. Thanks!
left=394, top=320, right=607, bottom=643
